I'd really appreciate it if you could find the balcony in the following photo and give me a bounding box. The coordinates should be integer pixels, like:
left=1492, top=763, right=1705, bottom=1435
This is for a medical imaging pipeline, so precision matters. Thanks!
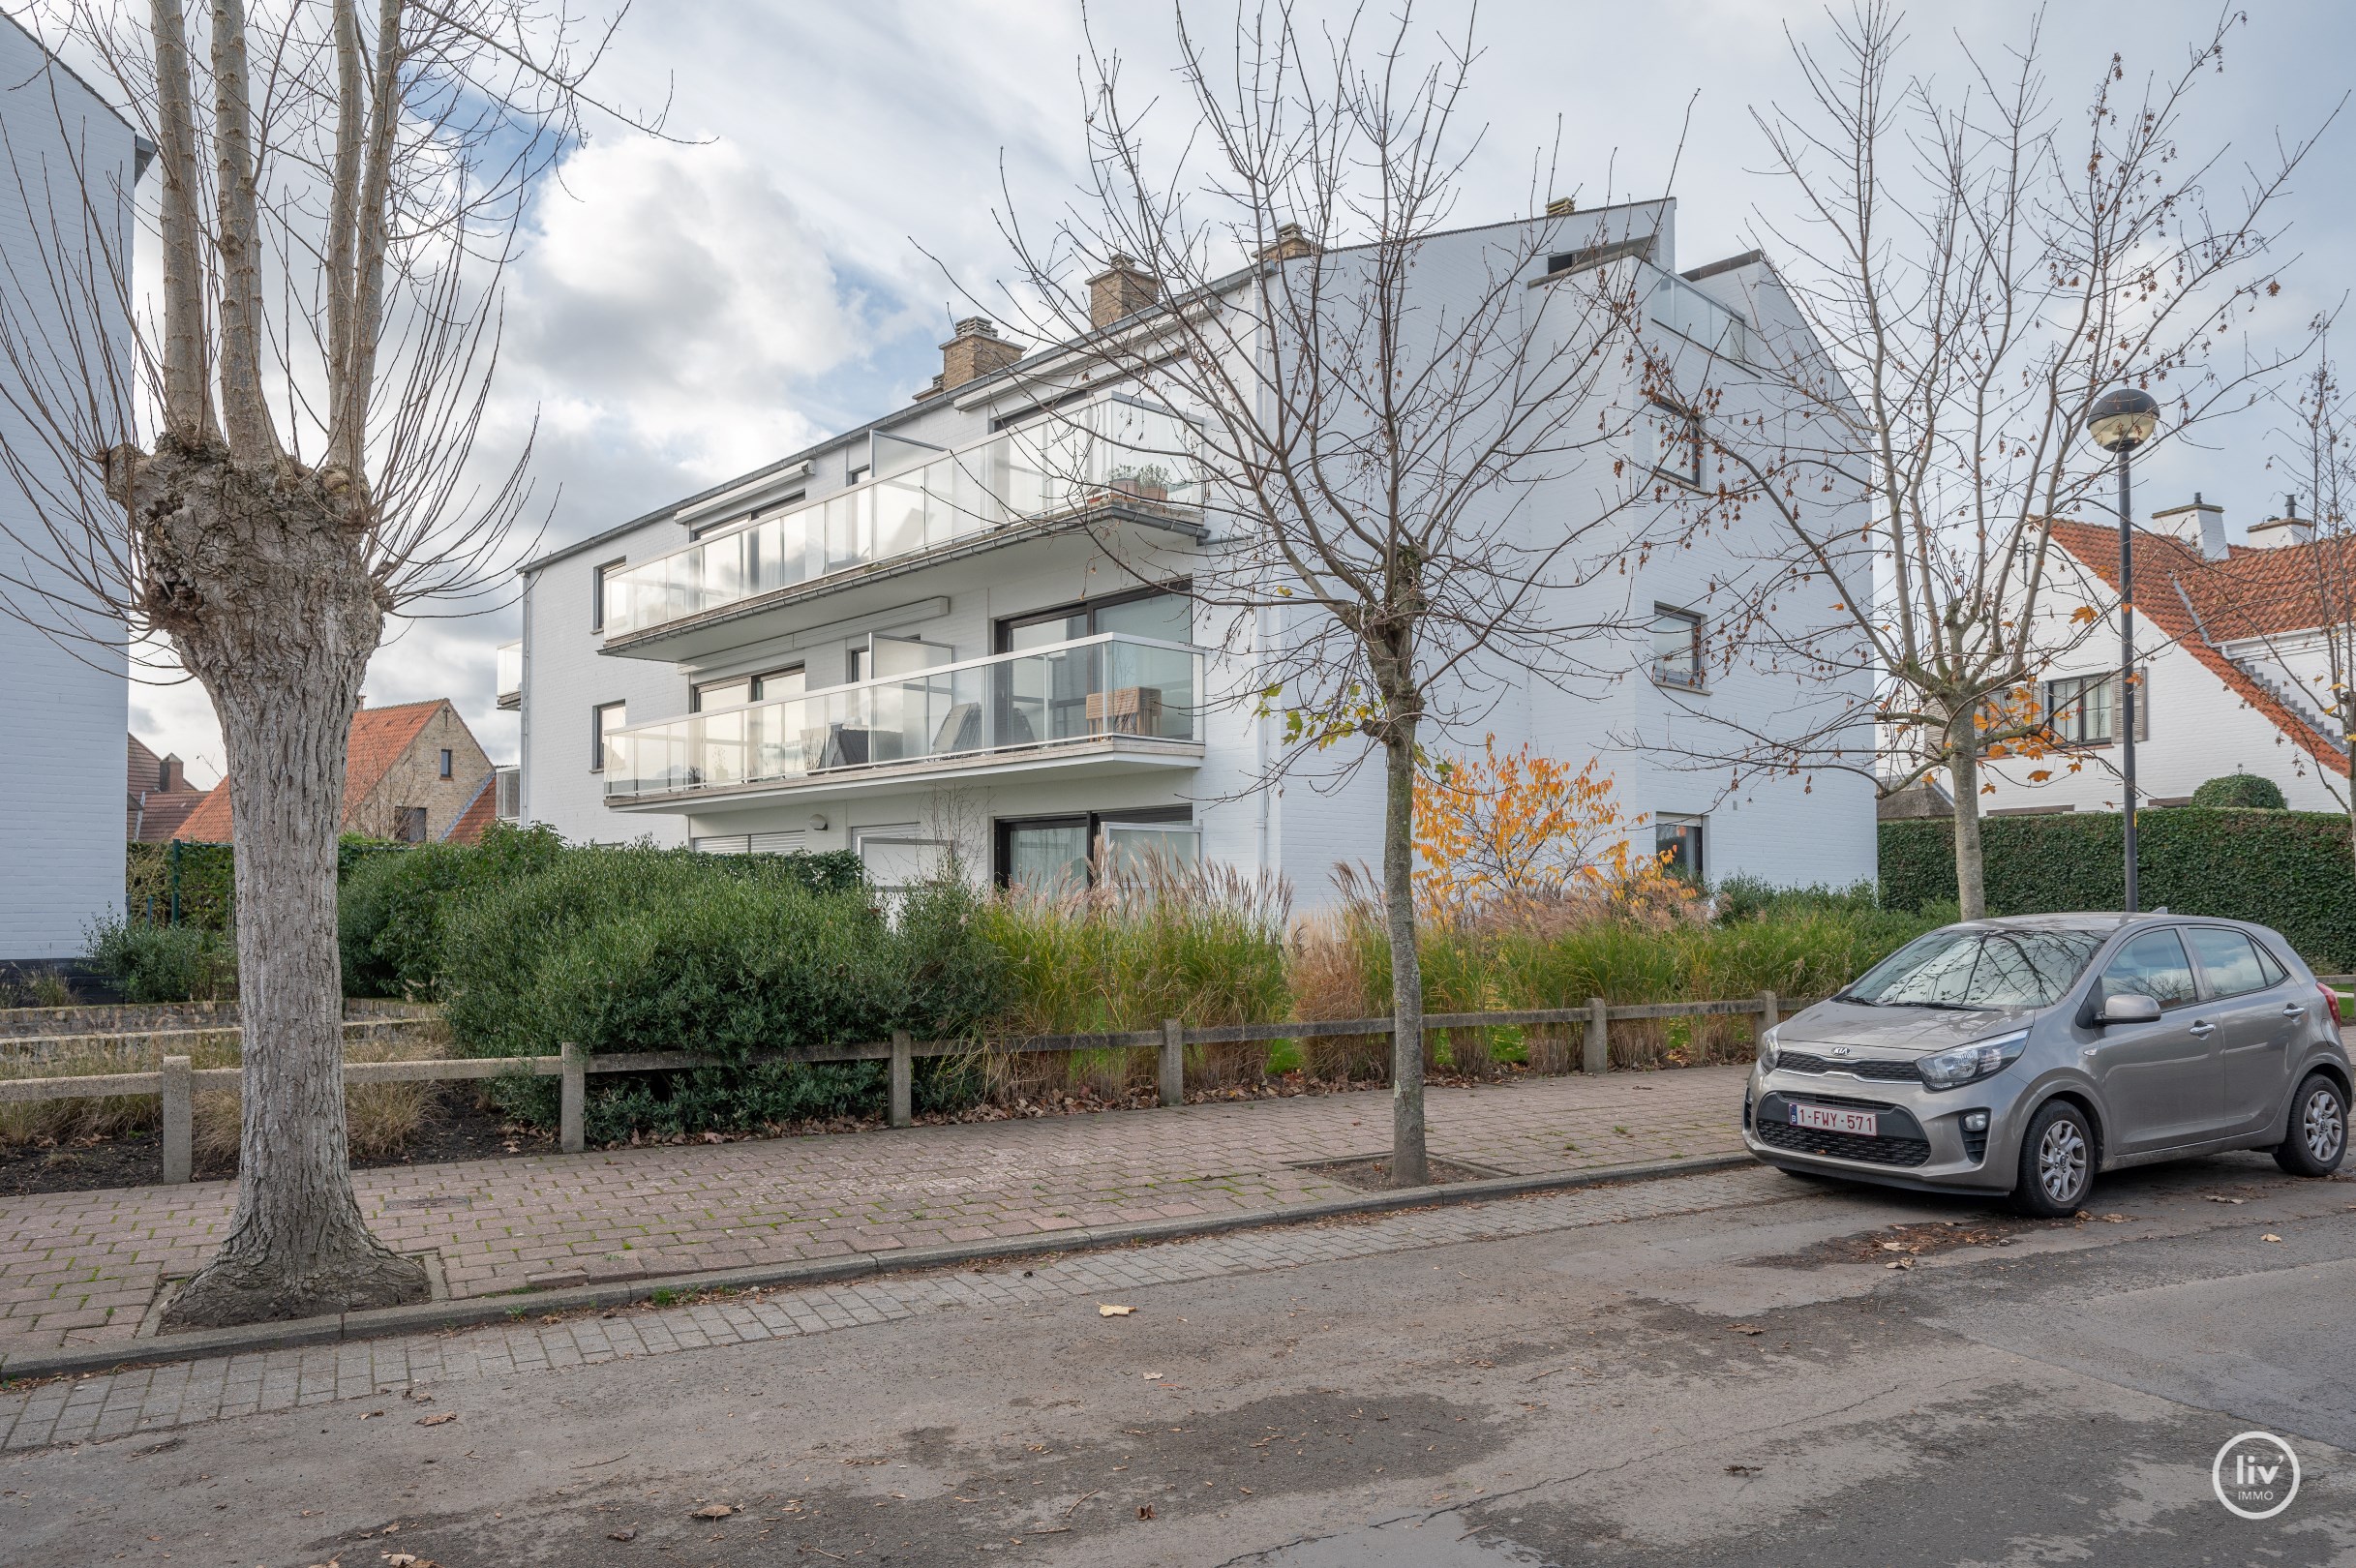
left=494, top=765, right=520, bottom=822
left=496, top=640, right=522, bottom=710
left=598, top=398, right=1205, bottom=661
left=604, top=632, right=1203, bottom=805
left=1641, top=262, right=1748, bottom=364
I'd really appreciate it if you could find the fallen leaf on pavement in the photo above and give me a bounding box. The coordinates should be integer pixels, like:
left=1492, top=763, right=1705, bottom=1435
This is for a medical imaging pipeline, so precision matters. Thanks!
left=1099, top=1305, right=1136, bottom=1317
left=2207, top=1196, right=2247, bottom=1205
left=1885, top=1257, right=1915, bottom=1271
left=689, top=1504, right=736, bottom=1520
left=607, top=1527, right=638, bottom=1541
left=359, top=1410, right=383, bottom=1420
left=1880, top=1241, right=1911, bottom=1252
left=415, top=1412, right=457, bottom=1427
left=1728, top=1324, right=1764, bottom=1336
left=1137, top=1505, right=1157, bottom=1521
left=1142, top=1372, right=1163, bottom=1381
left=1726, top=1464, right=1764, bottom=1476
left=2262, top=1234, right=2284, bottom=1244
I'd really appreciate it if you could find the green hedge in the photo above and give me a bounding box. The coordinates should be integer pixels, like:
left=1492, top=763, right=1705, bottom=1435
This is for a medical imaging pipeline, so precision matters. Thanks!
left=1880, top=809, right=2356, bottom=968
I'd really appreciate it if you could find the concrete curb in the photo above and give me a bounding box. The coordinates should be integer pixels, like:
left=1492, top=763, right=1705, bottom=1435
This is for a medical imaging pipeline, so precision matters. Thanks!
left=0, top=1151, right=1758, bottom=1383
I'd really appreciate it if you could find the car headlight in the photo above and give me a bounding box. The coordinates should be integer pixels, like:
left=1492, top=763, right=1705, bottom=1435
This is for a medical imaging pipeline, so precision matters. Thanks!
left=1756, top=1023, right=1781, bottom=1072
left=1918, top=1029, right=2029, bottom=1091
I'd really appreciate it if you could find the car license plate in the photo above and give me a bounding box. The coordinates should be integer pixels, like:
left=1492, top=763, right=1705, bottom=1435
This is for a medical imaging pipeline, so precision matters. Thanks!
left=1789, top=1102, right=1877, bottom=1137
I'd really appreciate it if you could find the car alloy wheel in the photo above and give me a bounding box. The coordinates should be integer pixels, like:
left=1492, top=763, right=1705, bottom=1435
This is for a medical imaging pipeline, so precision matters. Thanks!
left=2305, top=1085, right=2346, bottom=1165
left=2038, top=1118, right=2088, bottom=1206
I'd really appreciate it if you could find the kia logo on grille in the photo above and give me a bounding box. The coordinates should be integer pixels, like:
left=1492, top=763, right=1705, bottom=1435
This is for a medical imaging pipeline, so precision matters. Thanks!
left=1827, top=1046, right=1853, bottom=1057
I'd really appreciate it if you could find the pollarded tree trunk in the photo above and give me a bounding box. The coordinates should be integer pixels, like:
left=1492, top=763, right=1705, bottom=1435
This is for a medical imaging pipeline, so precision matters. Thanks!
left=1947, top=744, right=1987, bottom=921
left=1381, top=715, right=1430, bottom=1189
left=114, top=435, right=427, bottom=1326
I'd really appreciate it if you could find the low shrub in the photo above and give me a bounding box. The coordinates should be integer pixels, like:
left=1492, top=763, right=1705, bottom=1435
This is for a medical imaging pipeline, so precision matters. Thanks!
left=84, top=917, right=237, bottom=1003
left=2190, top=772, right=2288, bottom=809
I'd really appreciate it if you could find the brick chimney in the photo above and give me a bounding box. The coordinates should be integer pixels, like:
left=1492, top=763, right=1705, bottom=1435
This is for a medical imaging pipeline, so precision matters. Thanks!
left=159, top=753, right=185, bottom=793
left=936, top=317, right=1022, bottom=395
left=1256, top=223, right=1321, bottom=262
left=1087, top=254, right=1160, bottom=330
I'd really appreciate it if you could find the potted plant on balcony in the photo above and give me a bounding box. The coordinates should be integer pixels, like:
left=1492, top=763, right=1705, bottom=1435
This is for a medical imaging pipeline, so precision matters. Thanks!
left=1103, top=463, right=1173, bottom=504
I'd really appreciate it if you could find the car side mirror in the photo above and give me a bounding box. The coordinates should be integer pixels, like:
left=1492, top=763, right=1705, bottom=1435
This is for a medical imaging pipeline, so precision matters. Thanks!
left=2098, top=993, right=2162, bottom=1025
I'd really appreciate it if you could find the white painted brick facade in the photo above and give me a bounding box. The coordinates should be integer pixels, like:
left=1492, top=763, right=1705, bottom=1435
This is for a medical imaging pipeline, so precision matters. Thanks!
left=515, top=202, right=1877, bottom=903
left=0, top=21, right=134, bottom=961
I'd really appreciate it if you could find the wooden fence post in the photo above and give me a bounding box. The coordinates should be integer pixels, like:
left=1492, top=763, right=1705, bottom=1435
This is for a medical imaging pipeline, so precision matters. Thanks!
left=1160, top=1019, right=1185, bottom=1107
left=1759, top=990, right=1780, bottom=1043
left=559, top=1041, right=585, bottom=1155
left=890, top=1030, right=914, bottom=1129
left=1584, top=998, right=1610, bottom=1075
left=160, top=1054, right=192, bottom=1184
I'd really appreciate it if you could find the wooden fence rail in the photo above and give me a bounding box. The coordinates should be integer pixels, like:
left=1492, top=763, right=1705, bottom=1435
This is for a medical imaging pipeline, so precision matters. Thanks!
left=0, top=992, right=1790, bottom=1182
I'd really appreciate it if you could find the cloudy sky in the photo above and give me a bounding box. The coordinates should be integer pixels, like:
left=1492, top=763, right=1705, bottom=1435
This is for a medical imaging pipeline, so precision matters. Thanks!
left=122, top=1, right=2356, bottom=786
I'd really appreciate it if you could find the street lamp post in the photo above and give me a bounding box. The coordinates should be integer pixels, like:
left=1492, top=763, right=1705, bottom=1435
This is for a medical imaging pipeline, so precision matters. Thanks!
left=2088, top=387, right=2161, bottom=913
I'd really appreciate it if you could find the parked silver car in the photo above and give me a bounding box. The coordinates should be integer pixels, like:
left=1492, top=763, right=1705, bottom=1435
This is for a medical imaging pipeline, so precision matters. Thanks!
left=1743, top=913, right=2351, bottom=1216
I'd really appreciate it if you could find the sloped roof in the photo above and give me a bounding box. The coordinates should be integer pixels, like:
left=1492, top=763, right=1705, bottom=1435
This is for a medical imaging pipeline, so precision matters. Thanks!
left=171, top=700, right=452, bottom=842
left=2047, top=520, right=2350, bottom=778
left=441, top=772, right=498, bottom=845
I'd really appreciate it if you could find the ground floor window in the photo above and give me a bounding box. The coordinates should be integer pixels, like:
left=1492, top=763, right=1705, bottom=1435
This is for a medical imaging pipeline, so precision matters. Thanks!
left=854, top=824, right=952, bottom=892
left=995, top=806, right=1196, bottom=890
left=1655, top=816, right=1704, bottom=883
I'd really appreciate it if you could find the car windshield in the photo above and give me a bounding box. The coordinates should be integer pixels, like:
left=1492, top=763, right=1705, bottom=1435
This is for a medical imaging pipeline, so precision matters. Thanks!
left=1840, top=927, right=2104, bottom=1010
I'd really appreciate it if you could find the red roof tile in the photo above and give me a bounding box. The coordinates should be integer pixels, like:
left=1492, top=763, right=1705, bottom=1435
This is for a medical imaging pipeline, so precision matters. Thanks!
left=168, top=700, right=454, bottom=842
left=2047, top=520, right=2349, bottom=778
left=441, top=772, right=499, bottom=845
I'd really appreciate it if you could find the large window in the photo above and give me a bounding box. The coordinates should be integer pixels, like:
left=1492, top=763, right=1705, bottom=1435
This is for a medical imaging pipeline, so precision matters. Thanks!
left=692, top=666, right=802, bottom=711
left=2097, top=928, right=2198, bottom=1010
left=995, top=586, right=1191, bottom=652
left=591, top=700, right=626, bottom=772
left=1652, top=606, right=1704, bottom=689
left=996, top=807, right=1196, bottom=890
left=2044, top=670, right=2148, bottom=745
left=2184, top=926, right=2285, bottom=998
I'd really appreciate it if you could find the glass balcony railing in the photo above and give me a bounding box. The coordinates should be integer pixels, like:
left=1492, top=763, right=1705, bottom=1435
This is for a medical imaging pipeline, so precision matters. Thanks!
left=601, top=399, right=1203, bottom=639
left=1641, top=262, right=1748, bottom=364
left=496, top=640, right=523, bottom=709
left=604, top=633, right=1202, bottom=799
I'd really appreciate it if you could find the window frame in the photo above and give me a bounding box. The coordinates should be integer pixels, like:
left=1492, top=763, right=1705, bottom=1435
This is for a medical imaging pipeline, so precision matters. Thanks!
left=1654, top=815, right=1705, bottom=884
left=2184, top=925, right=2284, bottom=1001
left=438, top=747, right=453, bottom=779
left=2096, top=926, right=2200, bottom=1011
left=994, top=805, right=1193, bottom=889
left=590, top=557, right=626, bottom=634
left=590, top=700, right=627, bottom=773
left=992, top=582, right=1193, bottom=653
left=1646, top=399, right=1704, bottom=490
left=2042, top=668, right=2150, bottom=747
left=1650, top=605, right=1706, bottom=691
left=691, top=665, right=802, bottom=713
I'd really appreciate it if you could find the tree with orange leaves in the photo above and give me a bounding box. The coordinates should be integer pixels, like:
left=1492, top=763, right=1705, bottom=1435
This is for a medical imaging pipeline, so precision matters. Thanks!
left=1413, top=738, right=1671, bottom=918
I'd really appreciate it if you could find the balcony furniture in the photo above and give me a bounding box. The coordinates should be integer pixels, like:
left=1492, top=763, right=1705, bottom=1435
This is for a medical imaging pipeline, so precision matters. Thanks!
left=1087, top=685, right=1164, bottom=737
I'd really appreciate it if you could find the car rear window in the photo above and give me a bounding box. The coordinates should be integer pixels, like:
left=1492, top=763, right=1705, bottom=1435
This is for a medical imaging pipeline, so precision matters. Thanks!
left=1843, top=927, right=2104, bottom=1010
left=2184, top=927, right=2278, bottom=998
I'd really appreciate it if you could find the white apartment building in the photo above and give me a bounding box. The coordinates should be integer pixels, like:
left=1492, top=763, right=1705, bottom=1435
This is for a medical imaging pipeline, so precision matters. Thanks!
left=0, top=17, right=140, bottom=962
left=507, top=199, right=1877, bottom=900
left=1980, top=498, right=2354, bottom=815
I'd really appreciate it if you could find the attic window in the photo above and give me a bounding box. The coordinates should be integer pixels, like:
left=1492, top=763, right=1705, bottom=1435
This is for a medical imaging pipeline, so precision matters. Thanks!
left=1542, top=234, right=1657, bottom=280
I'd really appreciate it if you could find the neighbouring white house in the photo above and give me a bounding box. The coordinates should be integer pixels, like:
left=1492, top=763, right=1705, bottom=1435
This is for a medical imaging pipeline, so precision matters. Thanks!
left=505, top=198, right=1876, bottom=900
left=1980, top=497, right=2353, bottom=815
left=0, top=16, right=141, bottom=963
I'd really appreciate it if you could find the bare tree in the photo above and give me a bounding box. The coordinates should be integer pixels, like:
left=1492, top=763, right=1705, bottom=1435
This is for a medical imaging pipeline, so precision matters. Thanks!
left=992, top=3, right=1675, bottom=1184
left=0, top=1, right=639, bottom=1326
left=1637, top=3, right=2322, bottom=918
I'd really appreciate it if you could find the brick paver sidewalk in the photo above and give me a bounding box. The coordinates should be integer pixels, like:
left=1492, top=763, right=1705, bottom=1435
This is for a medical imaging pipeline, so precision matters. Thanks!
left=0, top=1066, right=1748, bottom=1356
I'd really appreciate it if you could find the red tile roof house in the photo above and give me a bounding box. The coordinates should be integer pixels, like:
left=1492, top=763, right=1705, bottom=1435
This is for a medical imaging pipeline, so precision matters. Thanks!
left=1979, top=498, right=2353, bottom=816
left=127, top=735, right=211, bottom=842
left=175, top=699, right=500, bottom=845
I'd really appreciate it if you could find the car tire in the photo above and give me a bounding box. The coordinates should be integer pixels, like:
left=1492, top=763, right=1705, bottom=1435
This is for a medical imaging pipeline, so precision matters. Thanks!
left=2012, top=1100, right=2095, bottom=1218
left=2273, top=1072, right=2348, bottom=1178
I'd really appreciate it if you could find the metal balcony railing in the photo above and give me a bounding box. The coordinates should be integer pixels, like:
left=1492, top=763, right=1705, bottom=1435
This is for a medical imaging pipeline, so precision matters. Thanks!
left=496, top=640, right=523, bottom=709
left=603, top=633, right=1202, bottom=799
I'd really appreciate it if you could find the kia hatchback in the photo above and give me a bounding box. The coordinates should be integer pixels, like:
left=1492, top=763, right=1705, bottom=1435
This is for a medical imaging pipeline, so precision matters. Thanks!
left=1743, top=914, right=2351, bottom=1215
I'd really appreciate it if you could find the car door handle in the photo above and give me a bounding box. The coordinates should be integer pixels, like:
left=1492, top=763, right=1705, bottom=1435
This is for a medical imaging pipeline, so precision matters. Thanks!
left=2282, top=1003, right=2308, bottom=1017
left=2189, top=1020, right=2217, bottom=1037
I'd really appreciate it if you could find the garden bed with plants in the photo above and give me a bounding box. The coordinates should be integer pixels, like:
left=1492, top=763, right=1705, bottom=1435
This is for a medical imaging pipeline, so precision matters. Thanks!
left=21, top=824, right=1948, bottom=1181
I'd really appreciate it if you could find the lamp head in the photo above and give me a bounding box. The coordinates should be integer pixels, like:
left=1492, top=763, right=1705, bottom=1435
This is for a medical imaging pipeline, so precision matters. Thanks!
left=2089, top=387, right=2160, bottom=454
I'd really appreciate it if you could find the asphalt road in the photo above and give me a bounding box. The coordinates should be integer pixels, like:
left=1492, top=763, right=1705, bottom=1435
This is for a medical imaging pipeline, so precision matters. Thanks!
left=9, top=1152, right=2355, bottom=1567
